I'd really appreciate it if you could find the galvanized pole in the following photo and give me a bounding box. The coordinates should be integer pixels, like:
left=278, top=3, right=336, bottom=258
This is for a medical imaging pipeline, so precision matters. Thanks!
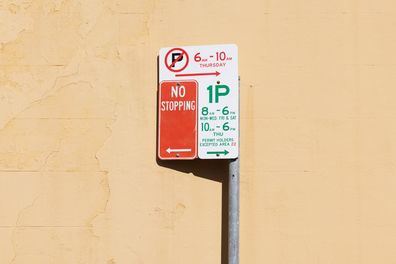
left=228, top=158, right=240, bottom=264
left=229, top=75, right=240, bottom=264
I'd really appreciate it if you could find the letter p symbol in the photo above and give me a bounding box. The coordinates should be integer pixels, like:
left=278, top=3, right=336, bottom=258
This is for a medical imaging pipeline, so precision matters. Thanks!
left=215, top=85, right=230, bottom=103
left=171, top=53, right=183, bottom=67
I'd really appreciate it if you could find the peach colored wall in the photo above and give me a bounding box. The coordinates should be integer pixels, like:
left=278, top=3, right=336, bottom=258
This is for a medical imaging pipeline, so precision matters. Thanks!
left=1, top=0, right=396, bottom=263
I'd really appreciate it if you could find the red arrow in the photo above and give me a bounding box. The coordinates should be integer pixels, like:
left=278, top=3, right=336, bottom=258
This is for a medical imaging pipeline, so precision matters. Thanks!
left=175, top=71, right=220, bottom=77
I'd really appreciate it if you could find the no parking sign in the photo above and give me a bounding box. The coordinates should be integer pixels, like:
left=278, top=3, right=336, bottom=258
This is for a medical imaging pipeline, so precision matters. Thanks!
left=158, top=44, right=239, bottom=160
left=164, top=48, right=189, bottom=72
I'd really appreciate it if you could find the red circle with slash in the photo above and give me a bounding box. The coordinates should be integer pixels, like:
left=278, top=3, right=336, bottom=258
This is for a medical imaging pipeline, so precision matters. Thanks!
left=165, top=48, right=189, bottom=72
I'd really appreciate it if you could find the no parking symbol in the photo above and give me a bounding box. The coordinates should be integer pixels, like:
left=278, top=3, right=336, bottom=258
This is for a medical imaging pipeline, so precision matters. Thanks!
left=165, top=48, right=189, bottom=72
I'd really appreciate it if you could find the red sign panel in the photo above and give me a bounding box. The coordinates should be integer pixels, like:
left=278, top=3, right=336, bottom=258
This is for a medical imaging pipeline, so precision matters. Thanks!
left=158, top=80, right=198, bottom=159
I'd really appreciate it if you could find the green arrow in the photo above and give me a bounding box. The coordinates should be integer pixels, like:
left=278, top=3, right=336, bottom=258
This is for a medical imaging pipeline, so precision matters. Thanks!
left=206, top=150, right=229, bottom=156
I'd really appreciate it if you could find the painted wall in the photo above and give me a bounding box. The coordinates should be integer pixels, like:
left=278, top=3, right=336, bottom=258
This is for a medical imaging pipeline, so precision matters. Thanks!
left=1, top=0, right=396, bottom=263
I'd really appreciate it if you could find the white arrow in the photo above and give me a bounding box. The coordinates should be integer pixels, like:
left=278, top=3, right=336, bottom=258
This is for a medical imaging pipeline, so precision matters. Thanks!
left=166, top=147, right=192, bottom=154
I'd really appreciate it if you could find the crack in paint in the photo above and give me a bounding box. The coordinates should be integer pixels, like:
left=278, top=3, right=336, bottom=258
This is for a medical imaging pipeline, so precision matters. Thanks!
left=0, top=62, right=81, bottom=130
left=9, top=195, right=40, bottom=264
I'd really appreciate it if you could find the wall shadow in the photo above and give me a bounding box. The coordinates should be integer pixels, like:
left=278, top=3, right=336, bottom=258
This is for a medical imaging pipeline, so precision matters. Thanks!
left=156, top=159, right=229, bottom=264
left=156, top=56, right=229, bottom=264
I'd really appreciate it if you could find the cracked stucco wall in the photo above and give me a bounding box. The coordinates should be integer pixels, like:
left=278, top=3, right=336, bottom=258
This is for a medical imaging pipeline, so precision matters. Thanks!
left=1, top=0, right=396, bottom=263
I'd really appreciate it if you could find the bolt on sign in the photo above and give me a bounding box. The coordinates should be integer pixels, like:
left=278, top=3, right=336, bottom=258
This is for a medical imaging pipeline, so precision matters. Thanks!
left=158, top=44, right=238, bottom=160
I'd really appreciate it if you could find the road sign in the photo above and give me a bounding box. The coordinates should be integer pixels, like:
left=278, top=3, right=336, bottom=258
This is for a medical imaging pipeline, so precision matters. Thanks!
left=158, top=80, right=198, bottom=160
left=159, top=44, right=238, bottom=159
left=165, top=48, right=189, bottom=72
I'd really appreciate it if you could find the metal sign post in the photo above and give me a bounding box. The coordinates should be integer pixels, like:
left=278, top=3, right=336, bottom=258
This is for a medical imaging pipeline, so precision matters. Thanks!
left=229, top=158, right=239, bottom=264
left=229, top=75, right=240, bottom=264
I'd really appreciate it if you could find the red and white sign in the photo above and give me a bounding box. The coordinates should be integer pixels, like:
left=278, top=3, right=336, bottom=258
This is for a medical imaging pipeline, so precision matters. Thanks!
left=164, top=48, right=189, bottom=72
left=158, top=80, right=198, bottom=160
left=159, top=44, right=239, bottom=159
